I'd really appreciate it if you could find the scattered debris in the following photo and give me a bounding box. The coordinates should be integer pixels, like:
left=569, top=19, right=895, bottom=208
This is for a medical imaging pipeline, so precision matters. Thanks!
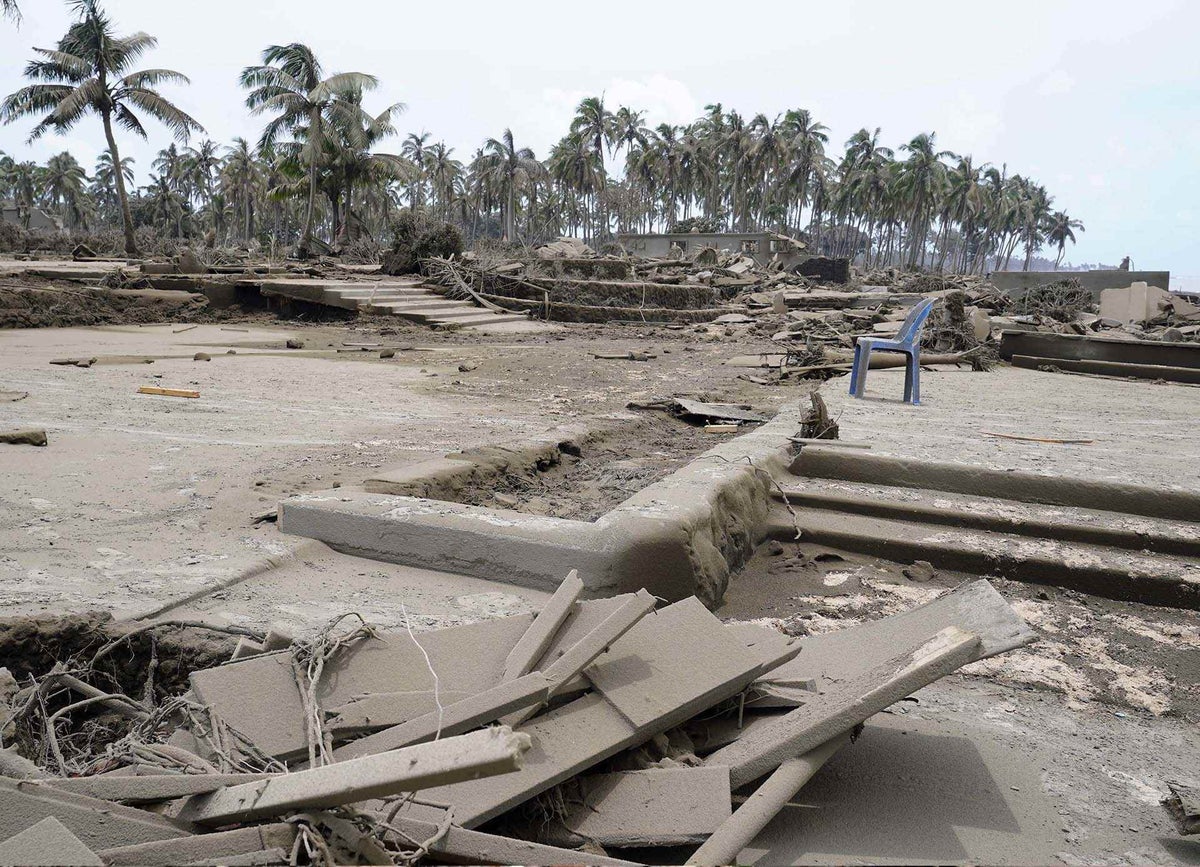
left=137, top=386, right=200, bottom=399
left=0, top=578, right=1031, bottom=864
left=285, top=339, right=304, bottom=349
left=192, top=352, right=211, bottom=362
left=628, top=397, right=766, bottom=426
left=983, top=431, right=1094, bottom=445
left=0, top=391, right=28, bottom=403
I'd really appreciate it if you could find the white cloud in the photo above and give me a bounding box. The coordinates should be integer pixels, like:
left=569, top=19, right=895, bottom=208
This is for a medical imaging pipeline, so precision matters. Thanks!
left=937, top=91, right=1003, bottom=157
left=1036, top=70, right=1076, bottom=96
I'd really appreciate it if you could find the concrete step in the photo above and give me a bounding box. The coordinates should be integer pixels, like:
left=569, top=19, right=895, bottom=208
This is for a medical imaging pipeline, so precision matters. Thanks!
left=434, top=313, right=531, bottom=328
left=775, top=478, right=1200, bottom=557
left=766, top=500, right=1200, bottom=609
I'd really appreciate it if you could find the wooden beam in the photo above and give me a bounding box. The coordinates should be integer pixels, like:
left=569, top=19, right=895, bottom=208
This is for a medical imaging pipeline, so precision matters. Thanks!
left=503, top=570, right=583, bottom=682
left=137, top=386, right=199, bottom=399
left=688, top=731, right=852, bottom=866
left=177, top=727, right=530, bottom=826
left=332, top=673, right=551, bottom=760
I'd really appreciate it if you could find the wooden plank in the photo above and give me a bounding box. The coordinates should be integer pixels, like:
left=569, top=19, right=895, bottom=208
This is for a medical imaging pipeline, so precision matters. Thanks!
left=137, top=386, right=199, bottom=399
left=45, top=774, right=272, bottom=805
left=332, top=673, right=551, bottom=760
left=0, top=779, right=189, bottom=851
left=99, top=825, right=297, bottom=867
left=189, top=614, right=534, bottom=759
left=561, top=767, right=731, bottom=847
left=503, top=570, right=583, bottom=681
left=759, top=579, right=1036, bottom=691
left=0, top=817, right=102, bottom=867
left=502, top=590, right=656, bottom=726
left=706, top=627, right=981, bottom=788
left=584, top=597, right=764, bottom=730
left=326, top=689, right=471, bottom=736
left=413, top=599, right=766, bottom=828
left=385, top=815, right=643, bottom=867
left=688, top=732, right=851, bottom=866
left=177, top=727, right=530, bottom=826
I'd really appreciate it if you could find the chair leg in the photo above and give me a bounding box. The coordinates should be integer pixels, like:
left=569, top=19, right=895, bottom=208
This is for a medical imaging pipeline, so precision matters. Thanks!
left=908, top=354, right=922, bottom=405
left=903, top=353, right=913, bottom=403
left=849, top=344, right=860, bottom=397
left=854, top=344, right=872, bottom=397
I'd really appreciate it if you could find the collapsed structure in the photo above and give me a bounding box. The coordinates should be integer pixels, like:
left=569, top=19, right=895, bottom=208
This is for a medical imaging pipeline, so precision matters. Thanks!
left=0, top=237, right=1198, bottom=865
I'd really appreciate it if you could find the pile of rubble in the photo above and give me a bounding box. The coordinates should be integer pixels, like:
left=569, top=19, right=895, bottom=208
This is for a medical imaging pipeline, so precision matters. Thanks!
left=0, top=577, right=1036, bottom=865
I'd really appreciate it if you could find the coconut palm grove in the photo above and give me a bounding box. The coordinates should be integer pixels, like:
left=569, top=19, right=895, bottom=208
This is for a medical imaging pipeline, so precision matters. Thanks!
left=2, top=0, right=1084, bottom=269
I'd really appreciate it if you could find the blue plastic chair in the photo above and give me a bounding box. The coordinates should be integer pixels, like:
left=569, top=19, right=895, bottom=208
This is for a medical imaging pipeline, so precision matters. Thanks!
left=849, top=297, right=938, bottom=405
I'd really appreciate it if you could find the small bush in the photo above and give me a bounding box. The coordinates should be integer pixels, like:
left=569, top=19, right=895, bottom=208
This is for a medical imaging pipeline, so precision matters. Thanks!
left=380, top=210, right=464, bottom=275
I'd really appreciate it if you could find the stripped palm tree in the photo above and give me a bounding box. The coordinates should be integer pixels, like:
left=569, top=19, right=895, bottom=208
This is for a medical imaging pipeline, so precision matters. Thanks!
left=240, top=43, right=378, bottom=257
left=478, top=129, right=540, bottom=242
left=1, top=0, right=202, bottom=255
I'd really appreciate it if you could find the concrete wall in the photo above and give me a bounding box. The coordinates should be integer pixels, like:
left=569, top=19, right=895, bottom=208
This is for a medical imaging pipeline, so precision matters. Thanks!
left=989, top=269, right=1170, bottom=298
left=617, top=233, right=805, bottom=269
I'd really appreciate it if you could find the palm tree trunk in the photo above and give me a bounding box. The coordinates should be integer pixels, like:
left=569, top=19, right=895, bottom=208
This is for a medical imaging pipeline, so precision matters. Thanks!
left=102, top=110, right=138, bottom=257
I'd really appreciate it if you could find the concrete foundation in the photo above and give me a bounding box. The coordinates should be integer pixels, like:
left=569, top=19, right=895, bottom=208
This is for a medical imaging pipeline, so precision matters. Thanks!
left=279, top=407, right=802, bottom=607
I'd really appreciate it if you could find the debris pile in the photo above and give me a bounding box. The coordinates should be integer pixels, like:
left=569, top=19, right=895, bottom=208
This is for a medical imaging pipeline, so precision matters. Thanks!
left=0, top=578, right=1034, bottom=865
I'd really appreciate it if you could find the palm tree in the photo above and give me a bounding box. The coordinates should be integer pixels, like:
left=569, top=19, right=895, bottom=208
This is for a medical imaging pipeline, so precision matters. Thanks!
left=1046, top=210, right=1083, bottom=270
left=41, top=151, right=90, bottom=228
left=4, top=160, right=38, bottom=228
left=2, top=0, right=20, bottom=24
left=240, top=43, right=378, bottom=257
left=479, top=128, right=540, bottom=242
left=570, top=96, right=613, bottom=237
left=221, top=138, right=262, bottom=243
left=2, top=0, right=202, bottom=255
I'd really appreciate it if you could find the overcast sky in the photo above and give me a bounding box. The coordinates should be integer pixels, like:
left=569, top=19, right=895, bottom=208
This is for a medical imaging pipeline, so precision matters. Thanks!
left=2, top=0, right=1198, bottom=276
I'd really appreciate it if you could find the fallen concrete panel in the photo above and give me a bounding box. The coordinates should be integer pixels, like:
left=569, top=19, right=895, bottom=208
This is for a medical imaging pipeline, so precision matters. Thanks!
left=0, top=779, right=189, bottom=850
left=794, top=444, right=1200, bottom=523
left=709, top=628, right=980, bottom=788
left=562, top=767, right=731, bottom=847
left=99, top=824, right=296, bottom=867
left=333, top=673, right=551, bottom=760
left=988, top=270, right=1171, bottom=298
left=503, top=569, right=583, bottom=681
left=0, top=816, right=103, bottom=866
left=177, top=727, right=529, bottom=826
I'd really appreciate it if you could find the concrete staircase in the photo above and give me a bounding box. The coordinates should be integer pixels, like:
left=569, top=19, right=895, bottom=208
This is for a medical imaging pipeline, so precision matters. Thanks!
left=254, top=276, right=534, bottom=331
left=771, top=446, right=1200, bottom=609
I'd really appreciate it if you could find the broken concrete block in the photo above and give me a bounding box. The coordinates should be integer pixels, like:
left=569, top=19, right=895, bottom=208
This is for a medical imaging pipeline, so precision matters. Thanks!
left=561, top=767, right=731, bottom=847
left=99, top=825, right=296, bottom=867
left=967, top=306, right=991, bottom=341
left=0, top=778, right=189, bottom=850
left=228, top=636, right=264, bottom=660
left=707, top=627, right=981, bottom=788
left=1100, top=282, right=1173, bottom=324
left=177, top=727, right=530, bottom=826
left=0, top=816, right=103, bottom=867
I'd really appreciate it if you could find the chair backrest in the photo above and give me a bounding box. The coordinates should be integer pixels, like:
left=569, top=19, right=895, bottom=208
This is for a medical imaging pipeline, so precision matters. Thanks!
left=895, top=297, right=938, bottom=345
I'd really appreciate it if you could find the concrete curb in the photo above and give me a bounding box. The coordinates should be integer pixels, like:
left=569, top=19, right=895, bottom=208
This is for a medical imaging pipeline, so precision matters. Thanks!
left=279, top=408, right=802, bottom=607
